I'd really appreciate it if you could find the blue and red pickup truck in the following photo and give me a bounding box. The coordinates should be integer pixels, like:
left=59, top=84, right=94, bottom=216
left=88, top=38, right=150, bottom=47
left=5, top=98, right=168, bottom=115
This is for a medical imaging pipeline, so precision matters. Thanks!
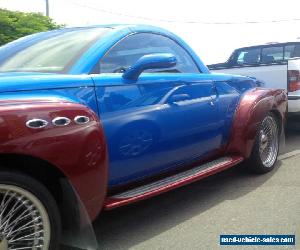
left=0, top=24, right=287, bottom=249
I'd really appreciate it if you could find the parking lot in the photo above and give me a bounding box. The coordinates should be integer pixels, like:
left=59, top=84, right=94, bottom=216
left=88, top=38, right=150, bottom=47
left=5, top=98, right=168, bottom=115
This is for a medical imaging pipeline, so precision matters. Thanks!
left=92, top=119, right=300, bottom=250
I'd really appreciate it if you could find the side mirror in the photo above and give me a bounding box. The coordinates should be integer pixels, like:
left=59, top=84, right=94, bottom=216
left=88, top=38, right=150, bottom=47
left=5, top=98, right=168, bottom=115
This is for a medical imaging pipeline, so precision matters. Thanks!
left=168, top=94, right=190, bottom=103
left=122, top=53, right=177, bottom=81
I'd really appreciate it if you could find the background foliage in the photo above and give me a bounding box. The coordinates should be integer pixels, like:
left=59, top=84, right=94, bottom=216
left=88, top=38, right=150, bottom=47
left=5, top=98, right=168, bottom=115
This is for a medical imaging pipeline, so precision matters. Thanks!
left=0, top=8, right=63, bottom=46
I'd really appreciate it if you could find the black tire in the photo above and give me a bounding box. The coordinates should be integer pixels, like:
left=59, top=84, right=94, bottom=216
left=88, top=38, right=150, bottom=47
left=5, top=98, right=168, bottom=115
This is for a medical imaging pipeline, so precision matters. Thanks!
left=0, top=171, right=61, bottom=249
left=246, top=113, right=280, bottom=174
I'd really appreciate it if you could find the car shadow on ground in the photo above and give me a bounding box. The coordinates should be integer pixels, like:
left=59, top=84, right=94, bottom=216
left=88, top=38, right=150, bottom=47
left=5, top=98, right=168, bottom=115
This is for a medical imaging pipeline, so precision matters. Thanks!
left=93, top=160, right=281, bottom=249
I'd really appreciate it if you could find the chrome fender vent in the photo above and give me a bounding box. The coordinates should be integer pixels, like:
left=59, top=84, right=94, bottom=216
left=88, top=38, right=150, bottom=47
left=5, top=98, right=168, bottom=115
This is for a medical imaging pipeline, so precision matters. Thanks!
left=26, top=119, right=48, bottom=129
left=74, top=116, right=90, bottom=125
left=52, top=117, right=71, bottom=126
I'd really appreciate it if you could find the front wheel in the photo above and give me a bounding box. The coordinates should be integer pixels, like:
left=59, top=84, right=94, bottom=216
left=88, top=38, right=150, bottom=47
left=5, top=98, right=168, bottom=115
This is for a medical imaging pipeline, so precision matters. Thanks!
left=0, top=172, right=61, bottom=249
left=247, top=113, right=279, bottom=173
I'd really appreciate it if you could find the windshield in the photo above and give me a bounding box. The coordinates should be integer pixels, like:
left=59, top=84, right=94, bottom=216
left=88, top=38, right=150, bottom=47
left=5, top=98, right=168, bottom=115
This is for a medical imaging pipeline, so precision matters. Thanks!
left=0, top=27, right=110, bottom=73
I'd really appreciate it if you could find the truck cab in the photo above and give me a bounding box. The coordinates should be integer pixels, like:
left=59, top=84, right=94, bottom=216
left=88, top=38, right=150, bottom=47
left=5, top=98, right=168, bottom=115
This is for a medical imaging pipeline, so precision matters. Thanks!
left=208, top=42, right=300, bottom=115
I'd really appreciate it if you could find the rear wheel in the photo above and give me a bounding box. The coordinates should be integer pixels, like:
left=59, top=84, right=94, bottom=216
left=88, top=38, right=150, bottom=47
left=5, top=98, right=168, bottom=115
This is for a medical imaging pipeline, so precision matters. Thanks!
left=247, top=113, right=279, bottom=173
left=0, top=172, right=61, bottom=249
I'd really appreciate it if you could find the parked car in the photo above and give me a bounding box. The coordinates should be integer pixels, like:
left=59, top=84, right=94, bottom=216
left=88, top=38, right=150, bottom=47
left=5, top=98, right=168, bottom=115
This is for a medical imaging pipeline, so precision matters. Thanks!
left=0, top=25, right=287, bottom=249
left=208, top=42, right=300, bottom=115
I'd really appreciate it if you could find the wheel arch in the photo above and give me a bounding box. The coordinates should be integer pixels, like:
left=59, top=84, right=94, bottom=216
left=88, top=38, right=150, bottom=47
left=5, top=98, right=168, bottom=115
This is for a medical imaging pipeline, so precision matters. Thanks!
left=0, top=99, right=109, bottom=223
left=226, top=88, right=287, bottom=158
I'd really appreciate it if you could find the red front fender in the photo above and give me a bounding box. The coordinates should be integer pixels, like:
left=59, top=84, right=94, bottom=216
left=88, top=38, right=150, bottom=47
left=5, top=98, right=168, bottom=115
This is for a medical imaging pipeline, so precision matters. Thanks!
left=0, top=99, right=108, bottom=221
left=227, top=88, right=287, bottom=158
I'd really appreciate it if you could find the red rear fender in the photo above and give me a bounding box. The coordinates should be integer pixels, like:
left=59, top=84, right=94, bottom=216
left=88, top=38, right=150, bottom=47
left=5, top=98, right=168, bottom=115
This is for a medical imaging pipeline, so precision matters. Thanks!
left=227, top=88, right=287, bottom=158
left=0, top=99, right=108, bottom=220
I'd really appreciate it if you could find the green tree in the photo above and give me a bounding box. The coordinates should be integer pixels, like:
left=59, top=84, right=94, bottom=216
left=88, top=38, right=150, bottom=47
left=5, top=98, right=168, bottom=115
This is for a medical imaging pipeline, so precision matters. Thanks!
left=0, top=8, right=64, bottom=46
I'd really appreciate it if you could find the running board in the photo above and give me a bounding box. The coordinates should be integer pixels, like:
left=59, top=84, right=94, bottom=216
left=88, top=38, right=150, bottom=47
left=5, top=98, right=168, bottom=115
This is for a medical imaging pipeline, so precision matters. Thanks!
left=104, top=155, right=243, bottom=210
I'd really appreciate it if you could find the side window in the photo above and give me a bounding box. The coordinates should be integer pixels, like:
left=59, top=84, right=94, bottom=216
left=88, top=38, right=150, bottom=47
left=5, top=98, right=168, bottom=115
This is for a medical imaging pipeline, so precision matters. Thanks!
left=261, top=46, right=283, bottom=63
left=284, top=45, right=295, bottom=60
left=98, top=33, right=200, bottom=74
left=285, top=44, right=300, bottom=59
left=235, top=48, right=260, bottom=65
left=293, top=44, right=300, bottom=58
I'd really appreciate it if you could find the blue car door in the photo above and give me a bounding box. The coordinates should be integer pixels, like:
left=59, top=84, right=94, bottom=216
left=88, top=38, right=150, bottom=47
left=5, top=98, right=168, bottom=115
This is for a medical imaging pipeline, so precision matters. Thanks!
left=91, top=32, right=223, bottom=187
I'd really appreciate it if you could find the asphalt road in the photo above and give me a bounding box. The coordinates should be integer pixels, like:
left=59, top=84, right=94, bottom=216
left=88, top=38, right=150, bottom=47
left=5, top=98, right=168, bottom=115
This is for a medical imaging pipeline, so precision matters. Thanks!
left=65, top=119, right=300, bottom=250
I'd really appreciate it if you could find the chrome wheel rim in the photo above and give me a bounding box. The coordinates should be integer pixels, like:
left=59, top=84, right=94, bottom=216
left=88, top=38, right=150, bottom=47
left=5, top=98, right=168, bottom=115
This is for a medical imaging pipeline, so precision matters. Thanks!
left=259, top=116, right=279, bottom=168
left=0, top=184, right=51, bottom=250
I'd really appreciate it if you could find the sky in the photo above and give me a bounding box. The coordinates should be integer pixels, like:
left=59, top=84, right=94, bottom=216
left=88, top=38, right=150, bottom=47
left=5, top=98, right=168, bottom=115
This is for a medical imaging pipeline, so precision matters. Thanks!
left=1, top=0, right=300, bottom=64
